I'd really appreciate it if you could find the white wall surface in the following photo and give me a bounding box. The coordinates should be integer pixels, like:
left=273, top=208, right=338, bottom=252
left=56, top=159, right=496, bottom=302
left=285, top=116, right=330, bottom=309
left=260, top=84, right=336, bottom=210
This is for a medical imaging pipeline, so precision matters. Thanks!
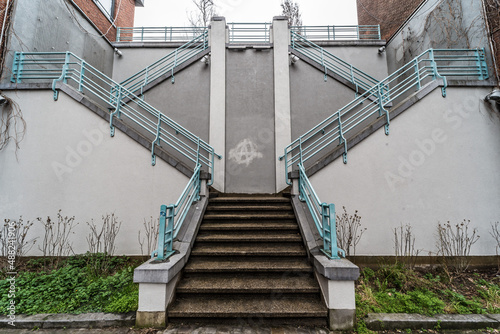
left=0, top=91, right=189, bottom=256
left=310, top=87, right=500, bottom=256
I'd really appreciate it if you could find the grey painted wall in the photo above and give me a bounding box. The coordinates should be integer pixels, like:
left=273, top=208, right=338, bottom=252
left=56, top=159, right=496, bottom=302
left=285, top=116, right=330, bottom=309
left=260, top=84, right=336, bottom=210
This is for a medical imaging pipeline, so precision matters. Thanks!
left=386, top=0, right=495, bottom=78
left=289, top=61, right=361, bottom=141
left=0, top=90, right=189, bottom=256
left=310, top=86, right=500, bottom=255
left=225, top=48, right=276, bottom=193
left=323, top=46, right=389, bottom=81
left=111, top=47, right=179, bottom=83
left=140, top=61, right=211, bottom=142
left=2, top=0, right=114, bottom=83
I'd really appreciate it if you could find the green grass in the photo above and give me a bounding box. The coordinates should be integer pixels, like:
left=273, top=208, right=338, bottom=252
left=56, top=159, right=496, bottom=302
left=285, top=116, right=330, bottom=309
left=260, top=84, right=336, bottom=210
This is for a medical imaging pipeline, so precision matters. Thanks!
left=354, top=264, right=500, bottom=333
left=0, top=254, right=139, bottom=315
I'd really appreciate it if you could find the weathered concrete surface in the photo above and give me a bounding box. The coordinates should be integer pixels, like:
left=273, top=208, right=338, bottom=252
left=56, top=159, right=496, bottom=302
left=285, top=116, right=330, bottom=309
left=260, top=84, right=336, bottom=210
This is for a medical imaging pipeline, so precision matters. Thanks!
left=366, top=313, right=500, bottom=330
left=0, top=313, right=135, bottom=329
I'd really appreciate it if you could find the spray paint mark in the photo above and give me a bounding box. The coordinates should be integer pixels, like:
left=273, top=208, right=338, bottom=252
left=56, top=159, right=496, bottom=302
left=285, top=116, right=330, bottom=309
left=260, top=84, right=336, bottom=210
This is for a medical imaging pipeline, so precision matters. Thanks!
left=228, top=138, right=263, bottom=167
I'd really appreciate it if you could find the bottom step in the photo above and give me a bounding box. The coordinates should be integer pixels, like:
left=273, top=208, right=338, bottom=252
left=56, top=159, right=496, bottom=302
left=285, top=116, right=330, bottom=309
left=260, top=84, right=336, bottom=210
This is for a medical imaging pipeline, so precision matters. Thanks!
left=168, top=295, right=327, bottom=319
left=167, top=317, right=328, bottom=327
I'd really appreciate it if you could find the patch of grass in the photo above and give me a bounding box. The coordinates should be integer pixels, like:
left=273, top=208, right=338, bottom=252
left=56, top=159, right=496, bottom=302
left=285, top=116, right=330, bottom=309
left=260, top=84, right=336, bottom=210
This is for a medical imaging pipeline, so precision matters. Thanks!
left=0, top=255, right=138, bottom=315
left=355, top=264, right=500, bottom=332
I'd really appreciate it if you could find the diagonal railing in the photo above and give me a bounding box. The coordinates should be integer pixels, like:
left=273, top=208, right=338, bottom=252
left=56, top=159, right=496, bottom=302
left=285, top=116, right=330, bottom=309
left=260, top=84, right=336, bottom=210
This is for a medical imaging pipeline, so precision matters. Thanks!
left=291, top=31, right=381, bottom=94
left=11, top=51, right=222, bottom=261
left=119, top=30, right=209, bottom=95
left=281, top=48, right=488, bottom=258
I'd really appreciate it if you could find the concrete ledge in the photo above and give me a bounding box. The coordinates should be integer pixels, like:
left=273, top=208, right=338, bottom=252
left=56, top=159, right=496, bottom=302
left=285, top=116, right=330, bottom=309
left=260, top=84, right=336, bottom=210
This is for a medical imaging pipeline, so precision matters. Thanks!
left=133, top=196, right=208, bottom=284
left=0, top=312, right=135, bottom=329
left=366, top=313, right=500, bottom=330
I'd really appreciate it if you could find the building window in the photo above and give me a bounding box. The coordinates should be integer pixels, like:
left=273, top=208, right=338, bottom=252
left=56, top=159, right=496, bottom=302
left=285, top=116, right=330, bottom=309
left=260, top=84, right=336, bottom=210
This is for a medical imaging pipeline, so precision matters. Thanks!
left=93, top=0, right=115, bottom=20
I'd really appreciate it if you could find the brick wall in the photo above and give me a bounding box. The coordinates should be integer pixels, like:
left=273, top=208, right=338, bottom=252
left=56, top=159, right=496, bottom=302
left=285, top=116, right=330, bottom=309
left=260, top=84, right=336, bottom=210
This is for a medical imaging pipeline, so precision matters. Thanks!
left=356, top=0, right=425, bottom=40
left=72, top=0, right=136, bottom=41
left=483, top=0, right=500, bottom=80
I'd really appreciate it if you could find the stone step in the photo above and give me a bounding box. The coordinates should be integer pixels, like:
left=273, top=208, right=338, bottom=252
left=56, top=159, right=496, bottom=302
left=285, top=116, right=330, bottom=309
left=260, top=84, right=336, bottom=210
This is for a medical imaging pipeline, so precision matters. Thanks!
left=168, top=295, right=328, bottom=319
left=199, top=221, right=300, bottom=231
left=184, top=256, right=313, bottom=273
left=206, top=205, right=293, bottom=212
left=209, top=197, right=291, bottom=204
left=196, top=231, right=303, bottom=243
left=177, top=273, right=320, bottom=294
left=203, top=213, right=296, bottom=221
left=191, top=243, right=306, bottom=256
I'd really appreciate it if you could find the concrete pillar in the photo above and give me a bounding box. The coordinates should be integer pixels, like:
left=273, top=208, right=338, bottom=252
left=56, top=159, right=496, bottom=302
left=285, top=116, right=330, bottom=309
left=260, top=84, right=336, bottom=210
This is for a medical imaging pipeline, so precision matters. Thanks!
left=135, top=273, right=180, bottom=327
left=315, top=268, right=358, bottom=330
left=209, top=17, right=227, bottom=192
left=273, top=16, right=292, bottom=192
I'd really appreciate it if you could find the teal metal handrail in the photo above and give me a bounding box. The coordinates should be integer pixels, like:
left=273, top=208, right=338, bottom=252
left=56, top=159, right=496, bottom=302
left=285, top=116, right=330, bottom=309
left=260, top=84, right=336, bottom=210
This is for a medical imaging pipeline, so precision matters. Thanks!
left=152, top=164, right=202, bottom=260
left=11, top=51, right=222, bottom=185
left=228, top=22, right=271, bottom=43
left=116, top=26, right=207, bottom=42
left=291, top=31, right=380, bottom=93
left=291, top=25, right=381, bottom=41
left=280, top=48, right=488, bottom=183
left=119, top=30, right=209, bottom=95
left=298, top=164, right=345, bottom=259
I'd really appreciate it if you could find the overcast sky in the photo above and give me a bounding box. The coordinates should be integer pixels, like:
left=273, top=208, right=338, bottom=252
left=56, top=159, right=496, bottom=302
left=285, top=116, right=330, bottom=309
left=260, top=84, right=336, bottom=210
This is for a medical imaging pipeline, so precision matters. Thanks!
left=134, top=0, right=358, bottom=27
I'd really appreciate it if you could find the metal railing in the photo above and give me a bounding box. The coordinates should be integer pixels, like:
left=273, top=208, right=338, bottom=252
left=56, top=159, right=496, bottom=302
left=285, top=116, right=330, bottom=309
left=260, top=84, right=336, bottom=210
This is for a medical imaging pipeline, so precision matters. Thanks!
left=153, top=164, right=202, bottom=260
left=11, top=51, right=222, bottom=262
left=116, top=26, right=207, bottom=42
left=228, top=22, right=271, bottom=43
left=298, top=164, right=345, bottom=259
left=280, top=48, right=489, bottom=182
left=120, top=30, right=209, bottom=95
left=291, top=25, right=381, bottom=41
left=291, top=31, right=380, bottom=93
left=11, top=51, right=221, bottom=182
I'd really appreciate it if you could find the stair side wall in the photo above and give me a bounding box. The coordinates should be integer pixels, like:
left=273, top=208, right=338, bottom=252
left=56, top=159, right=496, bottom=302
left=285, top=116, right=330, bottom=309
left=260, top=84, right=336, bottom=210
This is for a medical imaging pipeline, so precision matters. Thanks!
left=309, top=86, right=500, bottom=256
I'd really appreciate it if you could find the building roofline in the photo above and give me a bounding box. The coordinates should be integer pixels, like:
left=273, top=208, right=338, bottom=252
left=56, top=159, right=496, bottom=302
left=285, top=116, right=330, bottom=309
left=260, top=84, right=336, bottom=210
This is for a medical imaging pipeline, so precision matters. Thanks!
left=135, top=0, right=144, bottom=7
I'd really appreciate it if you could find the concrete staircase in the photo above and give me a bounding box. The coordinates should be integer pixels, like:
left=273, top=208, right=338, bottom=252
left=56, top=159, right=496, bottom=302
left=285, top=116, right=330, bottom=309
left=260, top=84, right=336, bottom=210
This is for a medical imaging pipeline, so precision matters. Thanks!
left=167, top=194, right=328, bottom=326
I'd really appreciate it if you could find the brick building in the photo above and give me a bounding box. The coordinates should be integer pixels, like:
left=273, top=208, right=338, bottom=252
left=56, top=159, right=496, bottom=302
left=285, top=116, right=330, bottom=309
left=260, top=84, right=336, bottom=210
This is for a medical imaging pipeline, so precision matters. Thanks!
left=356, top=0, right=424, bottom=40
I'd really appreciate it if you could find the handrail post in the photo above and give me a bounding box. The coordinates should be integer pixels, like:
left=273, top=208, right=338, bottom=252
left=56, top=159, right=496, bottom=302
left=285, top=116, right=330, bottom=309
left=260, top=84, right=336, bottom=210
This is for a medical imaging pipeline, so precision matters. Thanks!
left=414, top=58, right=421, bottom=91
left=151, top=114, right=161, bottom=166
left=338, top=112, right=347, bottom=164
left=377, top=25, right=381, bottom=40
left=141, top=26, right=144, bottom=42
left=11, top=52, right=22, bottom=83
left=52, top=52, right=71, bottom=101
left=117, top=27, right=121, bottom=42
left=109, top=85, right=122, bottom=137
left=377, top=83, right=390, bottom=135
left=475, top=48, right=485, bottom=80
left=79, top=62, right=85, bottom=92
left=429, top=49, right=447, bottom=97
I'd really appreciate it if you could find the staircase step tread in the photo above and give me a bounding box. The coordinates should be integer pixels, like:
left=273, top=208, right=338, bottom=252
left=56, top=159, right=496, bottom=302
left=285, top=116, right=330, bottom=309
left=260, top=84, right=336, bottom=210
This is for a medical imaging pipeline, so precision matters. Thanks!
left=196, top=232, right=302, bottom=242
left=184, top=257, right=313, bottom=272
left=168, top=295, right=327, bottom=318
left=199, top=222, right=299, bottom=231
left=210, top=197, right=290, bottom=203
left=206, top=205, right=292, bottom=211
left=203, top=213, right=296, bottom=220
left=177, top=274, right=320, bottom=293
left=191, top=244, right=306, bottom=256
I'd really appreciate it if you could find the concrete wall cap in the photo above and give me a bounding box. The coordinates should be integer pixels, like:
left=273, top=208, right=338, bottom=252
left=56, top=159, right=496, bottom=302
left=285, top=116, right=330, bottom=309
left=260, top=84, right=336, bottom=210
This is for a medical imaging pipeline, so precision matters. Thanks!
left=273, top=16, right=288, bottom=21
left=212, top=16, right=225, bottom=21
